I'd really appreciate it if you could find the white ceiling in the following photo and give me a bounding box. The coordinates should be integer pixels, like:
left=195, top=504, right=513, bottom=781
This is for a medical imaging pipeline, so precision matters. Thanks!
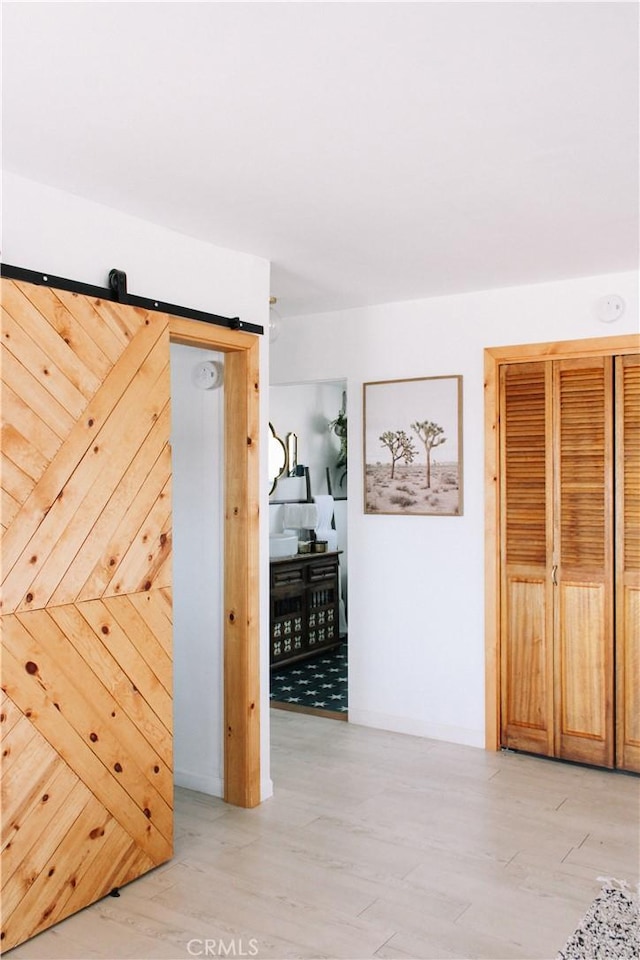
left=2, top=1, right=638, bottom=317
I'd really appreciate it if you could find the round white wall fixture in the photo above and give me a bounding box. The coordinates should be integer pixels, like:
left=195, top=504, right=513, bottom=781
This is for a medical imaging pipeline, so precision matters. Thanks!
left=269, top=296, right=282, bottom=343
left=596, top=295, right=625, bottom=323
left=192, top=360, right=223, bottom=390
left=269, top=314, right=281, bottom=343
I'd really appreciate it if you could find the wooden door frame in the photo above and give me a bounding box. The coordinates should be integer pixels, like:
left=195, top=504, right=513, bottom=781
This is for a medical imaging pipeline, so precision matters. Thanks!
left=169, top=318, right=261, bottom=807
left=484, top=333, right=640, bottom=752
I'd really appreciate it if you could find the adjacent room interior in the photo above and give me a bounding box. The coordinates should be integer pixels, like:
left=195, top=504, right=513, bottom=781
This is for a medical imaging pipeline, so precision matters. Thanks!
left=269, top=380, right=348, bottom=719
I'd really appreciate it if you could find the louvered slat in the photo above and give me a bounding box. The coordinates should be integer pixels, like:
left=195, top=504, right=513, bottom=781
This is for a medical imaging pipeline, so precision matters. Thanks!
left=558, top=365, right=607, bottom=568
left=621, top=358, right=640, bottom=571
left=502, top=364, right=547, bottom=566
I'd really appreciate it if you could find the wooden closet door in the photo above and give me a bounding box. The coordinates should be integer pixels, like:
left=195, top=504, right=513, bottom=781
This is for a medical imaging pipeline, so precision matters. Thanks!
left=499, top=362, right=555, bottom=755
left=553, top=357, right=614, bottom=767
left=1, top=279, right=173, bottom=951
left=616, top=354, right=640, bottom=773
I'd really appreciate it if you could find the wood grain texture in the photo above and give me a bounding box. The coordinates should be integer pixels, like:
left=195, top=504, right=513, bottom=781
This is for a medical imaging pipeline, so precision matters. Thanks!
left=615, top=354, right=640, bottom=772
left=499, top=363, right=554, bottom=756
left=502, top=577, right=553, bottom=753
left=223, top=343, right=261, bottom=808
left=1, top=294, right=168, bottom=599
left=557, top=583, right=610, bottom=763
left=1, top=279, right=173, bottom=952
left=553, top=358, right=614, bottom=768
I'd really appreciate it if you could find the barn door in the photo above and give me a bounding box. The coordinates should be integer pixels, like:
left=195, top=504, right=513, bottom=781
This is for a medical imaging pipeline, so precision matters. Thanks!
left=1, top=277, right=173, bottom=951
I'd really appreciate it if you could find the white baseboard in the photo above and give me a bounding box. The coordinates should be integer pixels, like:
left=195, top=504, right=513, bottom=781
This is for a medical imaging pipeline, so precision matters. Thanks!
left=174, top=770, right=274, bottom=804
left=174, top=769, right=224, bottom=798
left=347, top=708, right=484, bottom=749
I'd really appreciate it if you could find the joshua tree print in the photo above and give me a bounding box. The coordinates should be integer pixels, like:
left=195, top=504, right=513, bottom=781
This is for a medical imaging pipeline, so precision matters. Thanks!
left=364, top=375, right=462, bottom=516
left=379, top=430, right=416, bottom=479
left=411, top=420, right=446, bottom=488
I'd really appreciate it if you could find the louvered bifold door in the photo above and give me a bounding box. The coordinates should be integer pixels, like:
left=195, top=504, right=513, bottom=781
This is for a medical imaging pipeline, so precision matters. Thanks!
left=553, top=357, right=614, bottom=768
left=0, top=279, right=173, bottom=951
left=499, top=362, right=555, bottom=755
left=616, top=354, right=640, bottom=773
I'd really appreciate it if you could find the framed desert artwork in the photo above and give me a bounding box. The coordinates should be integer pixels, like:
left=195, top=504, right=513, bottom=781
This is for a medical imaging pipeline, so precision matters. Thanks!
left=363, top=375, right=463, bottom=516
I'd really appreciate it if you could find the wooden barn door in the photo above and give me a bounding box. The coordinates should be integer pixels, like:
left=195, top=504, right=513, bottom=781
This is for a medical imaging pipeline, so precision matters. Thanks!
left=1, top=277, right=173, bottom=951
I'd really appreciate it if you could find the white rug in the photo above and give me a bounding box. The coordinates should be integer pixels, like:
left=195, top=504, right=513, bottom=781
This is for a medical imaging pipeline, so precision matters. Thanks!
left=558, top=881, right=639, bottom=960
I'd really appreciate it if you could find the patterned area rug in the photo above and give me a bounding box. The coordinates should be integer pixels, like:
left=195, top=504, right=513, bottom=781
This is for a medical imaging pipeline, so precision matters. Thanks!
left=270, top=642, right=347, bottom=712
left=558, top=881, right=639, bottom=959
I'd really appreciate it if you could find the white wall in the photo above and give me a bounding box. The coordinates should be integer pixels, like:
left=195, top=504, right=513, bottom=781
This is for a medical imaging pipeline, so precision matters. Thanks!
left=270, top=381, right=347, bottom=500
left=170, top=345, right=225, bottom=795
left=2, top=172, right=273, bottom=800
left=270, top=270, right=639, bottom=747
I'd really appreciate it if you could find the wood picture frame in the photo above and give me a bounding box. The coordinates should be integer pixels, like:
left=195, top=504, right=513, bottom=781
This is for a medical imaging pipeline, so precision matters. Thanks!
left=363, top=375, right=463, bottom=516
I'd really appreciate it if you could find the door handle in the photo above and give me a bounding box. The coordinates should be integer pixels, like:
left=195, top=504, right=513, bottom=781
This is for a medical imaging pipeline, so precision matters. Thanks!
left=552, top=564, right=558, bottom=586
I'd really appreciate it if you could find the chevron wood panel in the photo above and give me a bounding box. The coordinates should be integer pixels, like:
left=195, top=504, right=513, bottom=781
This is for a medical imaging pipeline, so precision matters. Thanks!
left=55, top=408, right=172, bottom=605
left=128, top=587, right=173, bottom=658
left=15, top=283, right=115, bottom=377
left=1, top=305, right=89, bottom=417
left=48, top=601, right=173, bottom=769
left=0, top=691, right=156, bottom=949
left=1, top=334, right=170, bottom=611
left=1, top=278, right=173, bottom=951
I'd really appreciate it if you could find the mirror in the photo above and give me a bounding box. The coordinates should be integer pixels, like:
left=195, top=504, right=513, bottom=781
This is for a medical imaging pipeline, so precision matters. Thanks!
left=268, top=422, right=287, bottom=494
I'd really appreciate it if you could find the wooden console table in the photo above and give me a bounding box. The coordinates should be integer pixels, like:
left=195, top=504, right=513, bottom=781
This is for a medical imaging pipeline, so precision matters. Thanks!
left=270, top=551, right=341, bottom=667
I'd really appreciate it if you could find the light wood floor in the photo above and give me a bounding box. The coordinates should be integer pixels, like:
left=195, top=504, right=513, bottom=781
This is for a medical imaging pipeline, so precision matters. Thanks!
left=7, top=710, right=640, bottom=960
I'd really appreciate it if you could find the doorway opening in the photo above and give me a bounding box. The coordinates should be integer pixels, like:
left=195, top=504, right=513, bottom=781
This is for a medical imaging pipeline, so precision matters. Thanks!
left=269, top=380, right=348, bottom=720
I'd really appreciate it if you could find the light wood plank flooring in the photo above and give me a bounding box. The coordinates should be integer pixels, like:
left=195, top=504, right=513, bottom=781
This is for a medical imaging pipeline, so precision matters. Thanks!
left=7, top=710, right=639, bottom=959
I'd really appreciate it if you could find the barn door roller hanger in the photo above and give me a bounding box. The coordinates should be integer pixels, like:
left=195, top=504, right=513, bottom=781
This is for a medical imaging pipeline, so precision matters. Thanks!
left=0, top=262, right=264, bottom=335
